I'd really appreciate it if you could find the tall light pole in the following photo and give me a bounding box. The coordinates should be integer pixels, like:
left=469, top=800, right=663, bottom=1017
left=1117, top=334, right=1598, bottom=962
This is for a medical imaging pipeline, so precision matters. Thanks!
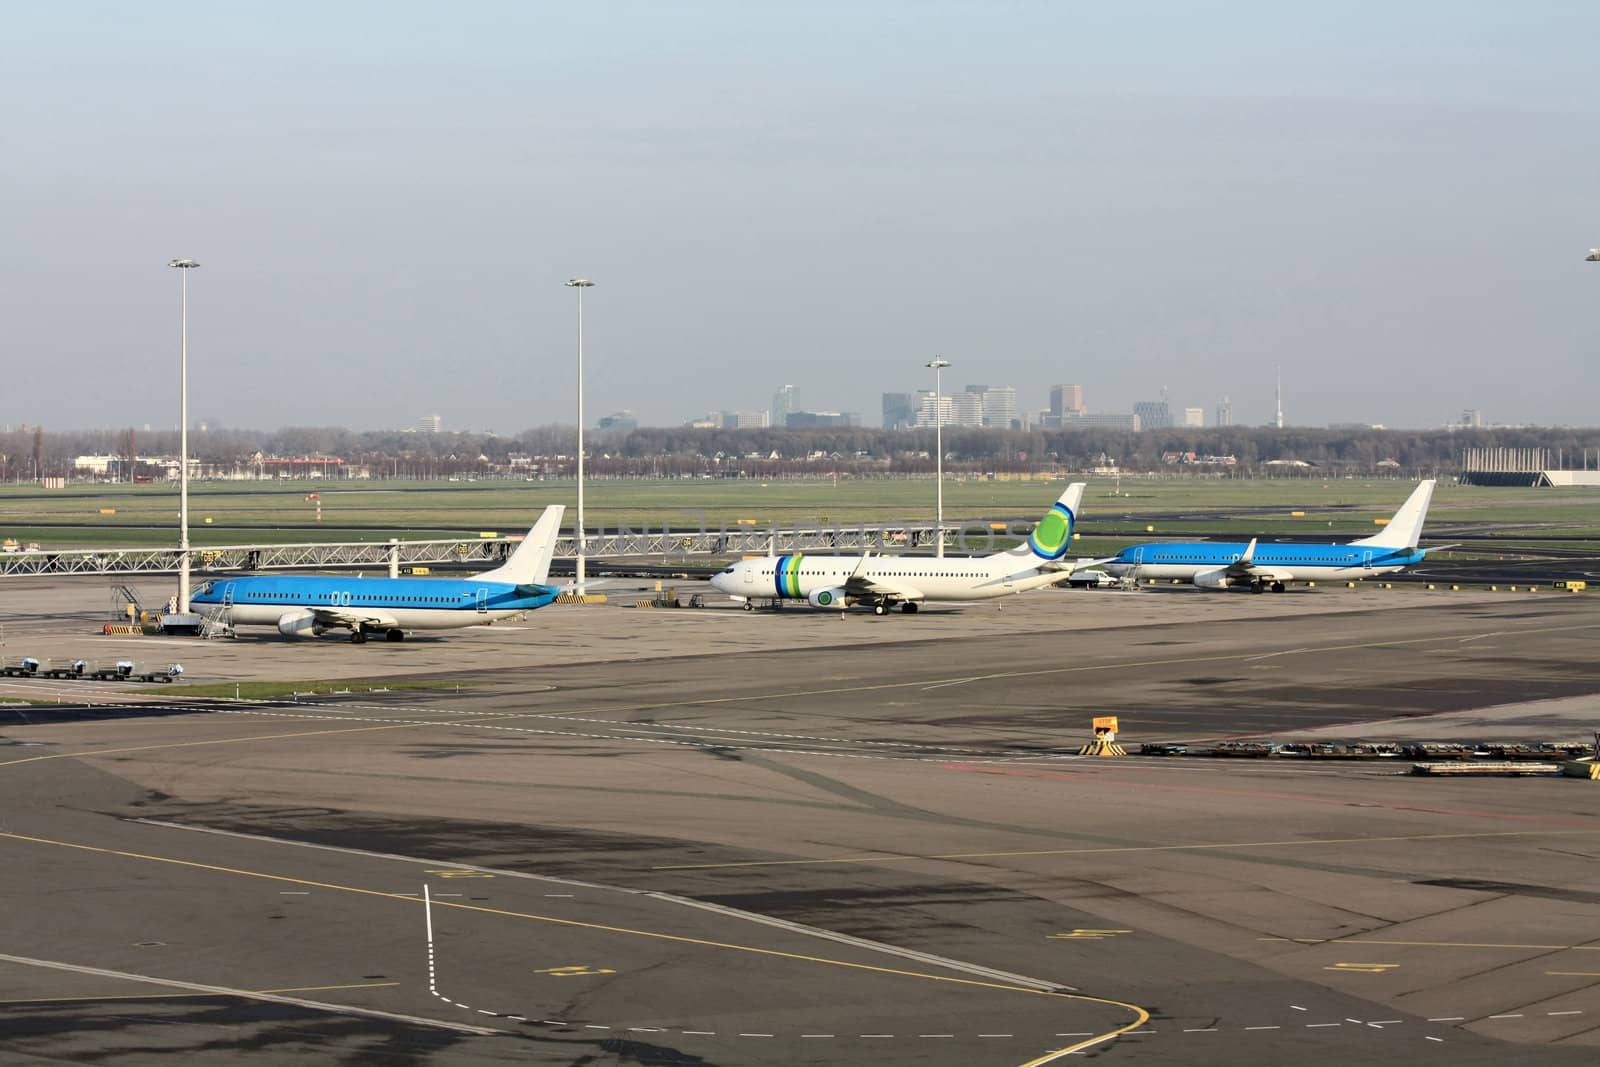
left=169, top=258, right=199, bottom=614
left=565, top=278, right=595, bottom=583
left=926, top=358, right=950, bottom=557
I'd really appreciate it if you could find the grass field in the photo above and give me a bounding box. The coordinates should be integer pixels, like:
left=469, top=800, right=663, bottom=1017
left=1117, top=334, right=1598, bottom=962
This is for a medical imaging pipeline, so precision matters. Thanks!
left=2, top=477, right=1597, bottom=553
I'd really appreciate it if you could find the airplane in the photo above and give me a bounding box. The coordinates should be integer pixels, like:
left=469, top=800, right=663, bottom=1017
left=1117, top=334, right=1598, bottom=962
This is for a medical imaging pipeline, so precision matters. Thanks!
left=1100, top=480, right=1438, bottom=592
left=708, top=484, right=1092, bottom=615
left=189, top=505, right=571, bottom=642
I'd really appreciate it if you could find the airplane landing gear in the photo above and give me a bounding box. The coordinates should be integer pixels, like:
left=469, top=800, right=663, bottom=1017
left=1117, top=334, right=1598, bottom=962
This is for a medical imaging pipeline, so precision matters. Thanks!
left=900, top=602, right=918, bottom=614
left=385, top=628, right=405, bottom=642
left=1271, top=582, right=1287, bottom=593
left=1250, top=583, right=1265, bottom=595
left=873, top=603, right=888, bottom=616
left=350, top=629, right=368, bottom=644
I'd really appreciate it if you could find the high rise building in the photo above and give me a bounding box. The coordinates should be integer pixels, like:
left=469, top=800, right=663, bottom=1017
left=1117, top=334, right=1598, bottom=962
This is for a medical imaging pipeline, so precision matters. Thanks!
left=1049, top=384, right=1086, bottom=417
left=914, top=390, right=954, bottom=428
left=418, top=414, right=442, bottom=433
left=950, top=390, right=985, bottom=427
left=771, top=384, right=797, bottom=426
left=969, top=384, right=1019, bottom=429
left=1183, top=407, right=1204, bottom=428
left=1215, top=396, right=1233, bottom=427
left=1133, top=400, right=1172, bottom=430
left=882, top=392, right=917, bottom=430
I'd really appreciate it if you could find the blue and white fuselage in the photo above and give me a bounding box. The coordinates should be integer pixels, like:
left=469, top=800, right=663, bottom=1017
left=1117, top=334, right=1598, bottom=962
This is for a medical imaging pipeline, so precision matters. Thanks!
left=188, top=505, right=568, bottom=641
left=1102, top=480, right=1437, bottom=592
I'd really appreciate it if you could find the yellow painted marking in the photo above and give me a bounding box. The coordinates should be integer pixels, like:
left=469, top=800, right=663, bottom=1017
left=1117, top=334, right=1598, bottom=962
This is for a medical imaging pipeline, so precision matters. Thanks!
left=653, top=828, right=1600, bottom=871
left=0, top=981, right=399, bottom=1005
left=1014, top=1000, right=1152, bottom=1065
left=1049, top=929, right=1132, bottom=940
left=533, top=965, right=616, bottom=977
left=1326, top=962, right=1399, bottom=973
left=1548, top=971, right=1600, bottom=976
left=0, top=830, right=1139, bottom=1009
left=425, top=869, right=494, bottom=879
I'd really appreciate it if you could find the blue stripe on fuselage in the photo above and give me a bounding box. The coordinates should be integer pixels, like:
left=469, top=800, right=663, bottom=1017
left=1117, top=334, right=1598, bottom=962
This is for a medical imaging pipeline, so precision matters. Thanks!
left=188, top=575, right=557, bottom=613
left=1110, top=542, right=1424, bottom=569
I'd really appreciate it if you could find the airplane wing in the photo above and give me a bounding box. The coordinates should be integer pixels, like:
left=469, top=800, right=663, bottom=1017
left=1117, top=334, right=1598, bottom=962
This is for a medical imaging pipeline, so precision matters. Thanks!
left=1217, top=540, right=1296, bottom=584
left=311, top=607, right=401, bottom=630
left=1040, top=555, right=1117, bottom=573
left=844, top=572, right=925, bottom=602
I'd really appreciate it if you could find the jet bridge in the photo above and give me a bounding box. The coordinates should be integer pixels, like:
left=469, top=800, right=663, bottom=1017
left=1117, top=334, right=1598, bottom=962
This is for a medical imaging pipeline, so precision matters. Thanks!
left=0, top=522, right=987, bottom=578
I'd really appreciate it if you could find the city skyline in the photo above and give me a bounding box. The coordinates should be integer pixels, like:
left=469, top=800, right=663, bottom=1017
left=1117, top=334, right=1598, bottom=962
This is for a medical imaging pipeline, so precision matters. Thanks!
left=5, top=4, right=1598, bottom=434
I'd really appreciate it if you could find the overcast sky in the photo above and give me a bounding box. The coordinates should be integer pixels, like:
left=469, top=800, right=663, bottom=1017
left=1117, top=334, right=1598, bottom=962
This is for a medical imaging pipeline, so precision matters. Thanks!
left=4, top=2, right=1598, bottom=433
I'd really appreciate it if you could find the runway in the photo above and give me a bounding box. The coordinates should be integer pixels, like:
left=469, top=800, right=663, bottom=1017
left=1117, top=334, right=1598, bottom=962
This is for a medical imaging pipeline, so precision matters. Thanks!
left=2, top=579, right=1599, bottom=1064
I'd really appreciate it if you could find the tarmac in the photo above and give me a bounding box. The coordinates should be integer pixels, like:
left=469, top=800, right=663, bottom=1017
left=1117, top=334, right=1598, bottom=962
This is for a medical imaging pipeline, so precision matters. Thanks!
left=2, top=575, right=1599, bottom=1065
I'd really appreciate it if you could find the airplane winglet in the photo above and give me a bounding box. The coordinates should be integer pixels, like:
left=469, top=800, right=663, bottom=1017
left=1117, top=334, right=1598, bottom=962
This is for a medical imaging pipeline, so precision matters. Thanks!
left=1240, top=537, right=1257, bottom=565
left=847, top=551, right=873, bottom=582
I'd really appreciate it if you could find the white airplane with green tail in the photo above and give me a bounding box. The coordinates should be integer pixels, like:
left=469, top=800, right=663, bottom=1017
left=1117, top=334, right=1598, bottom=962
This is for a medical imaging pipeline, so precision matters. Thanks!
left=709, top=484, right=1091, bottom=615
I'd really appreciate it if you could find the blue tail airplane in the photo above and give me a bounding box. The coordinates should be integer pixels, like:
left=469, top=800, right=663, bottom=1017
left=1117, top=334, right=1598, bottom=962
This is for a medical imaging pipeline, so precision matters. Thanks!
left=190, top=506, right=570, bottom=641
left=1101, top=480, right=1438, bottom=592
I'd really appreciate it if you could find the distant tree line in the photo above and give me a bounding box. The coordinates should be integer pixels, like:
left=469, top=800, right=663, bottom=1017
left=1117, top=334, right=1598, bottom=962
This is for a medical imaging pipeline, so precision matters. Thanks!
left=6, top=423, right=1600, bottom=481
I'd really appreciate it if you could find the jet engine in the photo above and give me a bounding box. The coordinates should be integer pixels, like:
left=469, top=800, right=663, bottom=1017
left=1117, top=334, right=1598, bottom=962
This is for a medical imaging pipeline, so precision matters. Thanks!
left=1192, top=567, right=1235, bottom=590
left=276, top=609, right=328, bottom=637
left=807, top=587, right=849, bottom=609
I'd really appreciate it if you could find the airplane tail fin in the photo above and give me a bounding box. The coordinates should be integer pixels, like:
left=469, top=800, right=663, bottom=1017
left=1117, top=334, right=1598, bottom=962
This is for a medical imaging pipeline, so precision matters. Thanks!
left=1350, top=480, right=1435, bottom=550
left=477, top=505, right=566, bottom=585
left=991, top=482, right=1085, bottom=562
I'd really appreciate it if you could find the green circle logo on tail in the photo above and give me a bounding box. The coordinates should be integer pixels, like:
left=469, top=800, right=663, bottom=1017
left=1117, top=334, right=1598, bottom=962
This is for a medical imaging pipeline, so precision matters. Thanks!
left=1029, top=505, right=1074, bottom=560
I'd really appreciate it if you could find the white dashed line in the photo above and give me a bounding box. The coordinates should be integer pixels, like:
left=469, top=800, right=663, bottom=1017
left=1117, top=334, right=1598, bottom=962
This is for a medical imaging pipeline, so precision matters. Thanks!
left=1245, top=1026, right=1280, bottom=1031
left=1488, top=1014, right=1523, bottom=1019
left=1426, top=1036, right=1444, bottom=1043
left=1427, top=1017, right=1463, bottom=1022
